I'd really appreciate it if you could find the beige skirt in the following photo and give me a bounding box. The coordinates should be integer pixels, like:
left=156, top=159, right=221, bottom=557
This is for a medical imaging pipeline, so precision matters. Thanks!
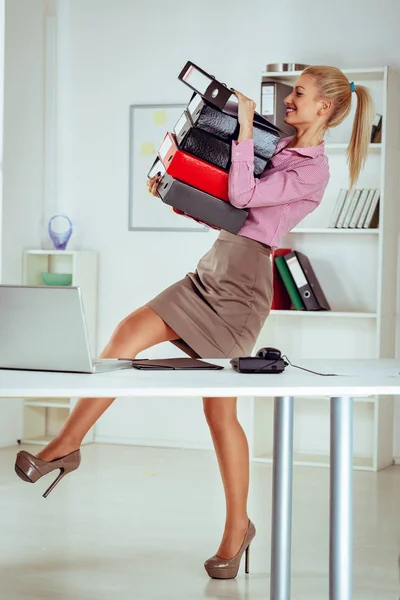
left=146, top=230, right=273, bottom=359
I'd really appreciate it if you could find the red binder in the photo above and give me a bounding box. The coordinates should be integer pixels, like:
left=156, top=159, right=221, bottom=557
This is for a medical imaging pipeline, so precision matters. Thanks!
left=271, top=248, right=292, bottom=310
left=158, top=132, right=229, bottom=202
left=147, top=156, right=215, bottom=225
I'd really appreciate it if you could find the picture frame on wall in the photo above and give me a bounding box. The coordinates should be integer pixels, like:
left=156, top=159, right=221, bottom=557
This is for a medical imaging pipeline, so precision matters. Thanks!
left=128, top=103, right=208, bottom=232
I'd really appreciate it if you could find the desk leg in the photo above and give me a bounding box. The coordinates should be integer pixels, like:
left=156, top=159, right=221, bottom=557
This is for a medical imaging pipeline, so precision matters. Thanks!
left=270, top=396, right=294, bottom=600
left=330, top=396, right=353, bottom=600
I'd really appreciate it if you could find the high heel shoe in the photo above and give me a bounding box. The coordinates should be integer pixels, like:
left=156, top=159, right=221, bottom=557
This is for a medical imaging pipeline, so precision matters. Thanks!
left=14, top=449, right=81, bottom=498
left=204, top=519, right=256, bottom=579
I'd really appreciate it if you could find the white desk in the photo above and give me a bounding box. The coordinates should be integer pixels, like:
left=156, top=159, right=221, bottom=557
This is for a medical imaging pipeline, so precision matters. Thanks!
left=1, top=358, right=400, bottom=600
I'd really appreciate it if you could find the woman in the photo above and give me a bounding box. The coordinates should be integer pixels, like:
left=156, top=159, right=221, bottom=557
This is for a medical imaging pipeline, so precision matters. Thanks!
left=15, top=66, right=373, bottom=580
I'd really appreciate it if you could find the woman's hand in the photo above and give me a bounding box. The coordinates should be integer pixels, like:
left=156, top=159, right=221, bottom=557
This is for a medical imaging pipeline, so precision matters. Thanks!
left=231, top=89, right=255, bottom=142
left=147, top=172, right=162, bottom=197
left=231, top=89, right=256, bottom=126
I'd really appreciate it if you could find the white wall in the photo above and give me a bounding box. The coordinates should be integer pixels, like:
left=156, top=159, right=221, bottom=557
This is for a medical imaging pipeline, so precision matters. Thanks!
left=3, top=0, right=400, bottom=451
left=0, top=0, right=24, bottom=448
left=0, top=0, right=54, bottom=447
left=0, top=0, right=4, bottom=281
left=2, top=0, right=48, bottom=283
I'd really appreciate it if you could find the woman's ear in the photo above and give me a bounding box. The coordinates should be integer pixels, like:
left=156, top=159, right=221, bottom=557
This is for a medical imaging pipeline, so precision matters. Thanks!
left=318, top=99, right=332, bottom=115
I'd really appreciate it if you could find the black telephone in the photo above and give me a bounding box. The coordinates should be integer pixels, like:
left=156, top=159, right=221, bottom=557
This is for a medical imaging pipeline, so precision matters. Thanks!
left=230, top=346, right=288, bottom=374
left=256, top=347, right=283, bottom=361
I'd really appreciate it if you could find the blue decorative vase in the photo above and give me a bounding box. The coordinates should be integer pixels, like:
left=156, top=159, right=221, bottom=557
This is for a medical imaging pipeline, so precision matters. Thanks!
left=48, top=215, right=73, bottom=250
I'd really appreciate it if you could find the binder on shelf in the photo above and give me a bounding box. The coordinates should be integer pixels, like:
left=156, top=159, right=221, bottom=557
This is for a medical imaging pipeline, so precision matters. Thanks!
left=370, top=114, right=382, bottom=143
left=174, top=110, right=268, bottom=177
left=342, top=188, right=362, bottom=228
left=335, top=188, right=354, bottom=228
left=349, top=189, right=370, bottom=228
left=261, top=81, right=296, bottom=136
left=284, top=251, right=330, bottom=311
left=329, top=188, right=348, bottom=228
left=356, top=189, right=375, bottom=228
left=157, top=132, right=229, bottom=201
left=157, top=173, right=248, bottom=235
left=271, top=248, right=293, bottom=310
left=363, top=190, right=380, bottom=228
left=274, top=255, right=305, bottom=310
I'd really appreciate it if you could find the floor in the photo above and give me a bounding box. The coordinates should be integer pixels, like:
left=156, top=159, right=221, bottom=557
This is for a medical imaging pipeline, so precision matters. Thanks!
left=1, top=443, right=400, bottom=600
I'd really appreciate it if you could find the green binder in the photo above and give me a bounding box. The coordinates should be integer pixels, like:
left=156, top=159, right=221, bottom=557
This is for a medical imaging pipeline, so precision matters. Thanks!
left=274, top=256, right=305, bottom=310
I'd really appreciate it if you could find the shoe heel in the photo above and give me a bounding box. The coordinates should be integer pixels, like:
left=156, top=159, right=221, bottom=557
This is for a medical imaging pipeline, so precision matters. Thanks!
left=43, top=469, right=66, bottom=498
left=245, top=543, right=250, bottom=574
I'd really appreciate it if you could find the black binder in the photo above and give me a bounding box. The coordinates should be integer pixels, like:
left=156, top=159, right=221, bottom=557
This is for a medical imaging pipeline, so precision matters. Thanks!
left=178, top=61, right=284, bottom=137
left=178, top=61, right=233, bottom=111
left=187, top=93, right=280, bottom=161
left=174, top=110, right=268, bottom=177
left=157, top=173, right=248, bottom=235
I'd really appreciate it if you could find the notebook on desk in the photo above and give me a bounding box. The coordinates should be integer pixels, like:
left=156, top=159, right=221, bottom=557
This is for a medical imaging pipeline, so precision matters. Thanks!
left=129, top=358, right=224, bottom=370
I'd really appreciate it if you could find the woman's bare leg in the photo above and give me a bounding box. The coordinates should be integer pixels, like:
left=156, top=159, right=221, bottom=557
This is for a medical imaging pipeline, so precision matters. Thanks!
left=203, top=396, right=250, bottom=559
left=37, top=306, right=179, bottom=461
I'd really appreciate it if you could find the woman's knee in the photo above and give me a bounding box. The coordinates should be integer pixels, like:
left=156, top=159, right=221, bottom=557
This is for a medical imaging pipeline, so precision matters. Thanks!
left=203, top=397, right=237, bottom=430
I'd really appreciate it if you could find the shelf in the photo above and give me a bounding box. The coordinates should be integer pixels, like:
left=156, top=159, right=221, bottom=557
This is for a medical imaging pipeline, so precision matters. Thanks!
left=24, top=400, right=70, bottom=408
left=25, top=250, right=86, bottom=255
left=261, top=67, right=385, bottom=81
left=270, top=310, right=377, bottom=318
left=252, top=452, right=374, bottom=470
left=290, top=227, right=379, bottom=234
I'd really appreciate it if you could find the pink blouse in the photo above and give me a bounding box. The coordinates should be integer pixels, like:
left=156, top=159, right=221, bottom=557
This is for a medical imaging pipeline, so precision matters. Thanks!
left=228, top=135, right=330, bottom=248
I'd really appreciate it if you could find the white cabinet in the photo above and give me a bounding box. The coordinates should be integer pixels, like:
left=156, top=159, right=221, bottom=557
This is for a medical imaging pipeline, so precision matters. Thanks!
left=19, top=249, right=98, bottom=446
left=251, top=66, right=400, bottom=471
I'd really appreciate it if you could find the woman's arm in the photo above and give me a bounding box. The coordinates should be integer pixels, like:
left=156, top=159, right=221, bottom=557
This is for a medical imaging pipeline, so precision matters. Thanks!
left=228, top=140, right=325, bottom=208
left=229, top=90, right=328, bottom=209
left=232, top=89, right=256, bottom=143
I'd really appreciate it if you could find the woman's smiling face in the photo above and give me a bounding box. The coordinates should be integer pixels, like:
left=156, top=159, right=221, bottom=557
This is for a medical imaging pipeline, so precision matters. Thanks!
left=283, top=73, right=325, bottom=128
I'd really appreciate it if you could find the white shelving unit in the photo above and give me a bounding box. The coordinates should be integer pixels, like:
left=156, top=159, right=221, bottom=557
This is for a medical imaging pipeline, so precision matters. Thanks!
left=251, top=66, right=400, bottom=471
left=19, top=250, right=98, bottom=446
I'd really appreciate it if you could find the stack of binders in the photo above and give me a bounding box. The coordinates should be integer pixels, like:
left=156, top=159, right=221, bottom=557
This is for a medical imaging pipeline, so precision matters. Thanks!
left=148, top=61, right=284, bottom=234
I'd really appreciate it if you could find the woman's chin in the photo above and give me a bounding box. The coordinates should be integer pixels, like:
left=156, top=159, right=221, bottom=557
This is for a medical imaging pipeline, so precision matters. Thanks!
left=284, top=115, right=298, bottom=127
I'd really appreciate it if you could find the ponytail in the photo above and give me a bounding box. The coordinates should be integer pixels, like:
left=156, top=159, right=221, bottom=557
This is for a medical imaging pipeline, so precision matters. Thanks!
left=345, top=84, right=375, bottom=191
left=302, top=66, right=375, bottom=191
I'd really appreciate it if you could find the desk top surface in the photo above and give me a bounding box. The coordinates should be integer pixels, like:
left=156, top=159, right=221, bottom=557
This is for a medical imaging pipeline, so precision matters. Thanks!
left=1, top=359, right=400, bottom=398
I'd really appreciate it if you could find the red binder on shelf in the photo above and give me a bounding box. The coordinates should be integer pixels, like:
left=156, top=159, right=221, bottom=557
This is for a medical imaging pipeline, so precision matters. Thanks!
left=271, top=248, right=292, bottom=310
left=157, top=132, right=229, bottom=202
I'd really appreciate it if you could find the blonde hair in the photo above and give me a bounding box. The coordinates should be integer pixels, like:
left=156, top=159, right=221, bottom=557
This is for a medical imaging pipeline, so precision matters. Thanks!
left=302, top=66, right=375, bottom=191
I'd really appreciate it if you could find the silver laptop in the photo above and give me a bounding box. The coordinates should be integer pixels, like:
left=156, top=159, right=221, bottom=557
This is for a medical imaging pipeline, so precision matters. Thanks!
left=0, top=285, right=133, bottom=373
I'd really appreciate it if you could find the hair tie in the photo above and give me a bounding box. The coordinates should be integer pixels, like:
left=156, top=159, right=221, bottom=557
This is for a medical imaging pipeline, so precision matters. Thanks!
left=350, top=81, right=355, bottom=93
